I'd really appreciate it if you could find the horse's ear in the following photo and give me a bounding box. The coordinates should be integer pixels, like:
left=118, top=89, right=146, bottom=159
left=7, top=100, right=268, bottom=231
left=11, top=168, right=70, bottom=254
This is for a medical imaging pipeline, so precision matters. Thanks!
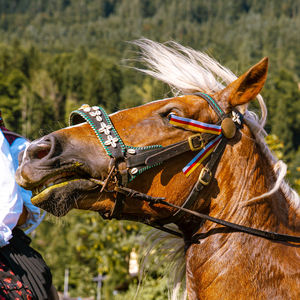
left=222, top=57, right=268, bottom=108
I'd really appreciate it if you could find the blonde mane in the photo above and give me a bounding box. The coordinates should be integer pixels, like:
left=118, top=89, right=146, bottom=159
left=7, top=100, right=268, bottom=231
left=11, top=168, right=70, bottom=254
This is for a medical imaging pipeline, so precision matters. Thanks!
left=133, top=39, right=300, bottom=300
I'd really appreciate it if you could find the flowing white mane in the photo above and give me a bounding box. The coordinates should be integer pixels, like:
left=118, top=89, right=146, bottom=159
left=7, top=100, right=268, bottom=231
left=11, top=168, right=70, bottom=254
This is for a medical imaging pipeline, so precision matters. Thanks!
left=133, top=39, right=300, bottom=300
left=133, top=38, right=299, bottom=212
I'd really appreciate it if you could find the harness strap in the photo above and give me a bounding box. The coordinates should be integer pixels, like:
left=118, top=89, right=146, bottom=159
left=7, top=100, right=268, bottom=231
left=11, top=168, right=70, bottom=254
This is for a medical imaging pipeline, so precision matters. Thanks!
left=109, top=193, right=125, bottom=220
left=182, top=134, right=223, bottom=176
left=145, top=140, right=195, bottom=166
left=194, top=92, right=226, bottom=119
left=69, top=105, right=126, bottom=160
left=150, top=199, right=300, bottom=243
left=158, top=138, right=227, bottom=225
left=126, top=133, right=215, bottom=168
left=126, top=147, right=165, bottom=168
left=69, top=105, right=130, bottom=219
left=97, top=178, right=300, bottom=243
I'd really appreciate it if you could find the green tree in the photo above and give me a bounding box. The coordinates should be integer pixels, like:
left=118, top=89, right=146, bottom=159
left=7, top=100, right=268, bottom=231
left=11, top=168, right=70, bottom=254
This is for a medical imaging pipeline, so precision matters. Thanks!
left=263, top=69, right=300, bottom=155
left=32, top=211, right=145, bottom=298
left=0, top=1, right=299, bottom=298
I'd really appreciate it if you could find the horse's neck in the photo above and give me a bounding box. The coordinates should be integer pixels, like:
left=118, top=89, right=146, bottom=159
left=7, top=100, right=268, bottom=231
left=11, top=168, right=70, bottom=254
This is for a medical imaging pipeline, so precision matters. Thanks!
left=206, top=130, right=294, bottom=233
left=184, top=131, right=300, bottom=299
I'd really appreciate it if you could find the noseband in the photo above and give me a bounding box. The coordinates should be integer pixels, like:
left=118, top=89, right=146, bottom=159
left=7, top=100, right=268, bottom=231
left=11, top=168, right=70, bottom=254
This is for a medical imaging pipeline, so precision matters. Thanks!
left=69, top=93, right=300, bottom=243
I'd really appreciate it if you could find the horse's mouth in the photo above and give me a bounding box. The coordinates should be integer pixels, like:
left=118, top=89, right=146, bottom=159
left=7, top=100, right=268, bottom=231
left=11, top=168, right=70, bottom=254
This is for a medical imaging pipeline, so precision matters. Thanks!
left=32, top=171, right=82, bottom=196
left=29, top=169, right=101, bottom=215
left=31, top=176, right=87, bottom=205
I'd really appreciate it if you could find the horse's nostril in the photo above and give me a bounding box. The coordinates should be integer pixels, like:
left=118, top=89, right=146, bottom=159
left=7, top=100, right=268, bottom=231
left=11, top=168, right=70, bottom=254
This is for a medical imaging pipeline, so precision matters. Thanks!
left=33, top=144, right=51, bottom=159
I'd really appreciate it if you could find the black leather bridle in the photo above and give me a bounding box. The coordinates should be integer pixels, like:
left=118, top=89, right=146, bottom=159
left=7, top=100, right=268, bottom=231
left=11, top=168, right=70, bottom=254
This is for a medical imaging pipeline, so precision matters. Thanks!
left=69, top=93, right=300, bottom=243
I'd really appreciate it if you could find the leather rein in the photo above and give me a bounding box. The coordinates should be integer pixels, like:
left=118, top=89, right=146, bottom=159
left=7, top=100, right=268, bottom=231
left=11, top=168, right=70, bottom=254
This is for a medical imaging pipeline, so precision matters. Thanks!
left=69, top=93, right=300, bottom=243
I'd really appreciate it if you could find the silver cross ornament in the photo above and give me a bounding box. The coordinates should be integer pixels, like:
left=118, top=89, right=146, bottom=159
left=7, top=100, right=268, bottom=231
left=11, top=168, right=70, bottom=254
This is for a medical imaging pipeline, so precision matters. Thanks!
left=232, top=111, right=241, bottom=125
left=104, top=135, right=119, bottom=148
left=98, top=122, right=112, bottom=135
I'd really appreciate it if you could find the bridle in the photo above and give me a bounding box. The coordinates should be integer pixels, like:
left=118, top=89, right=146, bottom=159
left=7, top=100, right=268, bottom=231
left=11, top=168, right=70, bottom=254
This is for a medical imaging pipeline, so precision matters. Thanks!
left=69, top=92, right=300, bottom=243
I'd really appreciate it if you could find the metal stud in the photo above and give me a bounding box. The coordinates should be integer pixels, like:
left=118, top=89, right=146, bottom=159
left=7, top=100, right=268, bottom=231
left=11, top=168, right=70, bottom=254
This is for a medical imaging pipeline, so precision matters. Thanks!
left=221, top=118, right=236, bottom=139
left=232, top=111, right=241, bottom=125
left=131, top=168, right=138, bottom=175
left=127, top=149, right=136, bottom=155
left=83, top=107, right=91, bottom=112
left=92, top=106, right=100, bottom=110
left=80, top=104, right=90, bottom=110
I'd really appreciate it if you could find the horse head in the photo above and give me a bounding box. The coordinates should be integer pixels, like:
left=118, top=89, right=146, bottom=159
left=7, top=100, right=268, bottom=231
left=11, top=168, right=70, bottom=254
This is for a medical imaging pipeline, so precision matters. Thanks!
left=16, top=53, right=268, bottom=229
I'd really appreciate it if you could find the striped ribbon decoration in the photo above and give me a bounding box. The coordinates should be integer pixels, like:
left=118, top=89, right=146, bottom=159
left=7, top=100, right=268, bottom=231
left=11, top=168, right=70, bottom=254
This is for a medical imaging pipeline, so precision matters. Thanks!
left=183, top=134, right=222, bottom=176
left=169, top=114, right=222, bottom=135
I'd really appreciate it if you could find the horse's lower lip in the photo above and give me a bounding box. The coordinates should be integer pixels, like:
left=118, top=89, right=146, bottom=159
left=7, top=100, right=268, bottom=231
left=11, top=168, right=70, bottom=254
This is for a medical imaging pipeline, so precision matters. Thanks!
left=32, top=173, right=83, bottom=196
left=31, top=178, right=95, bottom=206
left=31, top=179, right=79, bottom=205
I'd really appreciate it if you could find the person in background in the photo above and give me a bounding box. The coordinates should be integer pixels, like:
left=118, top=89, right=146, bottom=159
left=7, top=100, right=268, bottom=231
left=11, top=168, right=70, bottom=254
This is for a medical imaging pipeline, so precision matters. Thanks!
left=0, top=111, right=58, bottom=299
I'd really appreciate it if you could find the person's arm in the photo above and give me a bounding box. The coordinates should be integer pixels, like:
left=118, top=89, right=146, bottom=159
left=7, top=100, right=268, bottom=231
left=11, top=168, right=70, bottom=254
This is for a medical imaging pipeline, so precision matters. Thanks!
left=0, top=131, right=23, bottom=247
left=10, top=137, right=45, bottom=233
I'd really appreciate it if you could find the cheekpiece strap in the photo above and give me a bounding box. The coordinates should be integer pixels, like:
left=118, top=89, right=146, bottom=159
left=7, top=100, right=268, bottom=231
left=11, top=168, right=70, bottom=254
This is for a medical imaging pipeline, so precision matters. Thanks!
left=69, top=104, right=126, bottom=160
left=168, top=113, right=224, bottom=177
left=182, top=134, right=222, bottom=176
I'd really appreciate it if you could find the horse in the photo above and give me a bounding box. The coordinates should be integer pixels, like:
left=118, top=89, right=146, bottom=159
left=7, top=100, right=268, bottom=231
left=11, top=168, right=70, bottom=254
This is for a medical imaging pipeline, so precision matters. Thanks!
left=16, top=39, right=300, bottom=299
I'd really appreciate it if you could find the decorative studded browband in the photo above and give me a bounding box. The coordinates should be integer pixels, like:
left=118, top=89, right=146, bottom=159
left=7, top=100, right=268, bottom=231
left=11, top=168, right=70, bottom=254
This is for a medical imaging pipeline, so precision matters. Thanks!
left=70, top=104, right=166, bottom=184
left=69, top=93, right=300, bottom=243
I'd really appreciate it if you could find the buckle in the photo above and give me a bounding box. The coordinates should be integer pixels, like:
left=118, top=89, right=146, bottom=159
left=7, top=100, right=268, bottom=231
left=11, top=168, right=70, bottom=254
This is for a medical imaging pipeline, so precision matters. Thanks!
left=198, top=167, right=212, bottom=186
left=188, top=134, right=205, bottom=151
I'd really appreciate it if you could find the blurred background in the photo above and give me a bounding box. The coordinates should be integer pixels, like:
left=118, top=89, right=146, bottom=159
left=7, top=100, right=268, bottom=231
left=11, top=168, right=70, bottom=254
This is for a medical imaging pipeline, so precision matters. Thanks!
left=0, top=0, right=299, bottom=299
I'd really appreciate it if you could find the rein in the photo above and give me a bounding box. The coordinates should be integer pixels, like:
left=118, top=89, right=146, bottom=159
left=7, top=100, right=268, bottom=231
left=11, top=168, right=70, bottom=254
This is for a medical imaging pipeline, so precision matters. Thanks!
left=69, top=93, right=300, bottom=243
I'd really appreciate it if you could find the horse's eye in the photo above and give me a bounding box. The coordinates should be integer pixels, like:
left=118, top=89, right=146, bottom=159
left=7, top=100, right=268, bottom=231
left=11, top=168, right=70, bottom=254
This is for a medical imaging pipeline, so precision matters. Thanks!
left=159, top=106, right=181, bottom=120
left=167, top=112, right=177, bottom=120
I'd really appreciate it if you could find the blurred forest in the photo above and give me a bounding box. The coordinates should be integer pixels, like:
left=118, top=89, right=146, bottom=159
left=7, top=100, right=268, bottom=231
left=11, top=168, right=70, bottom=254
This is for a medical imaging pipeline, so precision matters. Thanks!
left=0, top=0, right=300, bottom=298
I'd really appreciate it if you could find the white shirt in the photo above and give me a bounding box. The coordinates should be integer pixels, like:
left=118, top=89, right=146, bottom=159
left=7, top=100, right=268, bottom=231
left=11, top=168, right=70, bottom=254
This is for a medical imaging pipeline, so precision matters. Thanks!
left=0, top=131, right=45, bottom=247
